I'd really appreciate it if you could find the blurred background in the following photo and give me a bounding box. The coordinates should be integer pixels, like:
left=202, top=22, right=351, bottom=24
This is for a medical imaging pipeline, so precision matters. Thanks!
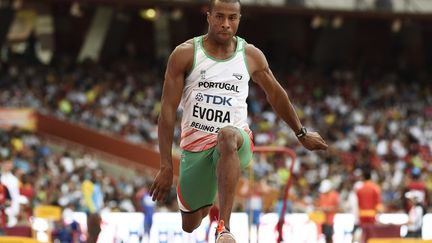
left=0, top=0, right=431, bottom=242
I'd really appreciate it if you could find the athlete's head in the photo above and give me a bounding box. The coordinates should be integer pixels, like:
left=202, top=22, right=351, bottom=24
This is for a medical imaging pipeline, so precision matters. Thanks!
left=207, top=0, right=241, bottom=44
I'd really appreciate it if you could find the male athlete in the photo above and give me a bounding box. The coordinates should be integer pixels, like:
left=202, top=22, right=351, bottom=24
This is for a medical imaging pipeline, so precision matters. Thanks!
left=150, top=0, right=328, bottom=242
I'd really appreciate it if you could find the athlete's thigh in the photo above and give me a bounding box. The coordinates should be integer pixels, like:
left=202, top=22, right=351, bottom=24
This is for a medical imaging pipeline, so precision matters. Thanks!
left=177, top=148, right=218, bottom=212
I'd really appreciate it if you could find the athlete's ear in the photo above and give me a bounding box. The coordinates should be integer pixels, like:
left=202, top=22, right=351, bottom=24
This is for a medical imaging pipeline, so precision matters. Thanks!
left=207, top=11, right=210, bottom=23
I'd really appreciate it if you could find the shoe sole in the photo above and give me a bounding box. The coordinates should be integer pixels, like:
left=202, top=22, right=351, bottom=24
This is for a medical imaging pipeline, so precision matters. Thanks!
left=216, top=234, right=236, bottom=243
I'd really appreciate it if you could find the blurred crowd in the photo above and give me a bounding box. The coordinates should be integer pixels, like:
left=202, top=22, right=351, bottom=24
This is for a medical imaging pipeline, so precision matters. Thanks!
left=0, top=59, right=431, bottom=226
left=0, top=60, right=162, bottom=149
left=0, top=127, right=174, bottom=229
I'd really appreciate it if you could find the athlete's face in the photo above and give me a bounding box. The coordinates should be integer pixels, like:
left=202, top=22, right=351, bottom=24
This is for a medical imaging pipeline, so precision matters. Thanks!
left=207, top=1, right=241, bottom=44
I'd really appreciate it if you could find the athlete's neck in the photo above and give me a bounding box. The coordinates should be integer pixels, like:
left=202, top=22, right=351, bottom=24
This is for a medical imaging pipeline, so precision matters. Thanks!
left=203, top=34, right=236, bottom=59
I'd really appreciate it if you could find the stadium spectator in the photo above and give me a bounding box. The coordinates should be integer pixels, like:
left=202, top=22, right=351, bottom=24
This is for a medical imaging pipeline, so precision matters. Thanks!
left=81, top=174, right=96, bottom=214
left=52, top=210, right=82, bottom=243
left=317, top=179, right=340, bottom=243
left=404, top=167, right=428, bottom=210
left=356, top=168, right=382, bottom=225
left=0, top=155, right=20, bottom=227
left=404, top=190, right=425, bottom=238
left=136, top=182, right=156, bottom=240
left=0, top=174, right=11, bottom=233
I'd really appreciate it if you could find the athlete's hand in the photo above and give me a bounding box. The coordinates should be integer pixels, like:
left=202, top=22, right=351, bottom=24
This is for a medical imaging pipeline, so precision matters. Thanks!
left=299, top=131, right=328, bottom=150
left=149, top=166, right=173, bottom=202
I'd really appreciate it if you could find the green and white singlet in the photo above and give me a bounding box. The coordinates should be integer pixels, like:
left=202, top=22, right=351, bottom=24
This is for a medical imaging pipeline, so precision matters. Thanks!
left=179, top=35, right=251, bottom=152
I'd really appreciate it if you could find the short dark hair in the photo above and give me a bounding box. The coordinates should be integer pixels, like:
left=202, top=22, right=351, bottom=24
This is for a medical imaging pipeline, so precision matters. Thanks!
left=208, top=0, right=241, bottom=12
left=363, top=168, right=372, bottom=180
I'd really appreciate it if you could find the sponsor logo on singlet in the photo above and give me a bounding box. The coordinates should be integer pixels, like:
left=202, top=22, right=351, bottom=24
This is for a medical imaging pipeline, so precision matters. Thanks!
left=189, top=90, right=236, bottom=134
left=233, top=73, right=243, bottom=80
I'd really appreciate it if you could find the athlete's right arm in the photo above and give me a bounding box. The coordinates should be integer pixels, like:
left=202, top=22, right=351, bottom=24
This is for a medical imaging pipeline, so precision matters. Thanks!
left=150, top=41, right=193, bottom=202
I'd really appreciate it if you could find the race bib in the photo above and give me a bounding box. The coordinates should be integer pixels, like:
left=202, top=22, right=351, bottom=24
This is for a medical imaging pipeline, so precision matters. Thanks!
left=188, top=90, right=236, bottom=134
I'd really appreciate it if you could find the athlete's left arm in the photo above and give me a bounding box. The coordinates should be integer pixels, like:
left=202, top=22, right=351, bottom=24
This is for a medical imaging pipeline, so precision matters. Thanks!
left=245, top=44, right=328, bottom=151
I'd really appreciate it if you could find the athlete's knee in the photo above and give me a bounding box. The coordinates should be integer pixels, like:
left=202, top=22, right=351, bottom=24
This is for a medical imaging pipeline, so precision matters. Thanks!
left=217, top=126, right=242, bottom=152
left=182, top=222, right=196, bottom=233
left=181, top=209, right=208, bottom=233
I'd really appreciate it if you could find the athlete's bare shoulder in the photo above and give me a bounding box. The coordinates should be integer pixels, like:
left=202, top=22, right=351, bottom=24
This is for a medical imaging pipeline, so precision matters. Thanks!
left=172, top=39, right=194, bottom=58
left=244, top=43, right=265, bottom=60
left=169, top=38, right=195, bottom=73
left=177, top=38, right=194, bottom=51
left=243, top=43, right=267, bottom=75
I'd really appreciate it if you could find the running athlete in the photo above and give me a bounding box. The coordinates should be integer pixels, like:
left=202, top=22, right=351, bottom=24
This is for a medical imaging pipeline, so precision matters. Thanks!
left=150, top=0, right=328, bottom=242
